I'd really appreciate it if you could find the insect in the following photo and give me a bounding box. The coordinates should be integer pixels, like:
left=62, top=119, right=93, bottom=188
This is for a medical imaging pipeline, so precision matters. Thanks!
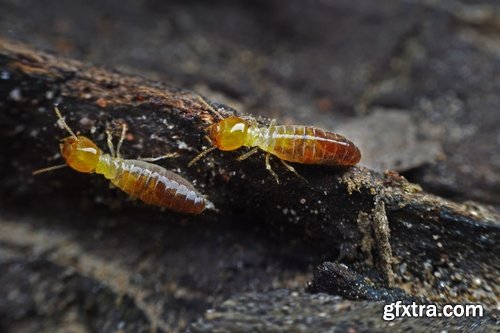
left=33, top=106, right=208, bottom=214
left=189, top=98, right=361, bottom=183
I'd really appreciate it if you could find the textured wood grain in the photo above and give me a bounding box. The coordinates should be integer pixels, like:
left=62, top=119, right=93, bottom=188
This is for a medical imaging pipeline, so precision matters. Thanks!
left=1, top=38, right=498, bottom=332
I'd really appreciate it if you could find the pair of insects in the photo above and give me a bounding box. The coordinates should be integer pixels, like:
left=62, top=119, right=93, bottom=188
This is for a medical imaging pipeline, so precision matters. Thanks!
left=34, top=100, right=361, bottom=214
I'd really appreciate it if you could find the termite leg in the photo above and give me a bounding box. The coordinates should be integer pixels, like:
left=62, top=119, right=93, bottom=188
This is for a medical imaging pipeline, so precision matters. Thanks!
left=116, top=123, right=128, bottom=159
left=237, top=147, right=259, bottom=161
left=265, top=153, right=280, bottom=184
left=280, top=159, right=308, bottom=183
left=269, top=119, right=276, bottom=128
left=106, top=129, right=116, bottom=158
left=139, top=152, right=179, bottom=162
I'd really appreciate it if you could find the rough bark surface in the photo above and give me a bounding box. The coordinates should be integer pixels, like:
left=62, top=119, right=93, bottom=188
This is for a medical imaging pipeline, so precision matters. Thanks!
left=1, top=1, right=500, bottom=332
left=1, top=37, right=498, bottom=333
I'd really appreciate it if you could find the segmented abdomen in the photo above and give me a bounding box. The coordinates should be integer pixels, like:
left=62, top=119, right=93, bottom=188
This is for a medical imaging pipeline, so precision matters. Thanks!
left=265, top=125, right=361, bottom=166
left=110, top=159, right=206, bottom=214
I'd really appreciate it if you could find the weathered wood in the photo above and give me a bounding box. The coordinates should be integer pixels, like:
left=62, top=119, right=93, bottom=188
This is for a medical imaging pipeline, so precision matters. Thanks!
left=190, top=290, right=499, bottom=333
left=1, top=38, right=499, bottom=331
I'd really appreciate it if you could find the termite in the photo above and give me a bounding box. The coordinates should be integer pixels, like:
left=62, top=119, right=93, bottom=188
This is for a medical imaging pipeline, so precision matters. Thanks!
left=189, top=98, right=361, bottom=183
left=33, top=106, right=208, bottom=214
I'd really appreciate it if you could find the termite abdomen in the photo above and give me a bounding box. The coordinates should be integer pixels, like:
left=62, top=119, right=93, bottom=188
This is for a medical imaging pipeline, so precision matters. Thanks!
left=266, top=126, right=361, bottom=166
left=107, top=159, right=206, bottom=214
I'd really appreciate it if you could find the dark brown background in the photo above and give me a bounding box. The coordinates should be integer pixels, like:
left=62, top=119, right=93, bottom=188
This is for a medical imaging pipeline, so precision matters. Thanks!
left=0, top=1, right=499, bottom=332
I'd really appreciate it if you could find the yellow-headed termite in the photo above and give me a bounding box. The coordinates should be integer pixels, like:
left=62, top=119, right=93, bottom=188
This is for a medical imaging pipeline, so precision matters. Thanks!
left=189, top=98, right=361, bottom=183
left=33, top=106, right=208, bottom=214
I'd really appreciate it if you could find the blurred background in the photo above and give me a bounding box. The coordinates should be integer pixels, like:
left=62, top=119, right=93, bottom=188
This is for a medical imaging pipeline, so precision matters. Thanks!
left=1, top=0, right=499, bottom=332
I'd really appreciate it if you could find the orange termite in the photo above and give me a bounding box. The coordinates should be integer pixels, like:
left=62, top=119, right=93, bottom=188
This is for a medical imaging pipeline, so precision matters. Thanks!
left=33, top=106, right=208, bottom=214
left=189, top=98, right=361, bottom=183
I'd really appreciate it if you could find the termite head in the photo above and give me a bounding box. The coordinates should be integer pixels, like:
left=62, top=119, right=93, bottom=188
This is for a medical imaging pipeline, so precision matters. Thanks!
left=60, top=136, right=101, bottom=173
left=206, top=117, right=249, bottom=151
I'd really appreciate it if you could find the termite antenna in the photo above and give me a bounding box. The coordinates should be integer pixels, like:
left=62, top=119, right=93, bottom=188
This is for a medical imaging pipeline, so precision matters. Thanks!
left=197, top=96, right=224, bottom=120
left=32, top=164, right=68, bottom=175
left=188, top=146, right=217, bottom=167
left=54, top=105, right=78, bottom=139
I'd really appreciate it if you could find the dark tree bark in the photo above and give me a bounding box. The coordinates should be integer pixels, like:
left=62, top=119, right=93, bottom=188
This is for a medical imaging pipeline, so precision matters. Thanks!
left=0, top=38, right=498, bottom=332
